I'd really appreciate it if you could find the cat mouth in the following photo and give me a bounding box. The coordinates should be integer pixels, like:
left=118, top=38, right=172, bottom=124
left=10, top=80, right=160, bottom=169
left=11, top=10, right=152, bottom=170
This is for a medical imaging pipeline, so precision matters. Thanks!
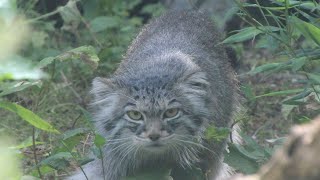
left=147, top=141, right=163, bottom=147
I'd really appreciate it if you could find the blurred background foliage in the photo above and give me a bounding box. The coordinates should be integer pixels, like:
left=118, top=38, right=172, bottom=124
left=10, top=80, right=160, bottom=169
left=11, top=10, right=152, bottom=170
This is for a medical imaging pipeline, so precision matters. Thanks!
left=0, top=0, right=319, bottom=179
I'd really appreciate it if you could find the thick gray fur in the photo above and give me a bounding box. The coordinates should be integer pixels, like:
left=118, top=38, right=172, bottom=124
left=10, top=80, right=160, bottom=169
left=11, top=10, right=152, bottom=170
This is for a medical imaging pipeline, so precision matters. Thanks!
left=69, top=10, right=239, bottom=180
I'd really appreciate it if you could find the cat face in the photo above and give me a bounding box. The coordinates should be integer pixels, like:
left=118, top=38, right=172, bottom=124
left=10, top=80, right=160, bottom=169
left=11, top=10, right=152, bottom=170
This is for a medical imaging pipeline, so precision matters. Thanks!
left=92, top=73, right=210, bottom=154
left=120, top=89, right=194, bottom=152
left=91, top=59, right=211, bottom=166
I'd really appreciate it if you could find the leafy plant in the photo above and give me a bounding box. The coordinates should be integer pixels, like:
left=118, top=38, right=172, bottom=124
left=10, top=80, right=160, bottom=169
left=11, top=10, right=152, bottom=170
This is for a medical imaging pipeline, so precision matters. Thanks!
left=225, top=0, right=320, bottom=122
left=221, top=0, right=320, bottom=174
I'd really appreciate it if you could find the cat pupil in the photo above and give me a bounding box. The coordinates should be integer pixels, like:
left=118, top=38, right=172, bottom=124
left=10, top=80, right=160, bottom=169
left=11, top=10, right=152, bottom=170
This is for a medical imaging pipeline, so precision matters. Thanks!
left=165, top=108, right=178, bottom=118
left=127, top=111, right=142, bottom=120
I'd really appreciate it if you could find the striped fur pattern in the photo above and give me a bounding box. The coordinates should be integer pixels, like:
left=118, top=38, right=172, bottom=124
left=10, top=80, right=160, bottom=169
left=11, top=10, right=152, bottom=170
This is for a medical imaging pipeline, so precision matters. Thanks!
left=69, top=11, right=239, bottom=180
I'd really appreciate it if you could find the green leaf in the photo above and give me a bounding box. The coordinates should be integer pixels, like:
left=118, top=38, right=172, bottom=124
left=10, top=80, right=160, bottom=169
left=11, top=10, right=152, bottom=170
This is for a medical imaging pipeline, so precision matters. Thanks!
left=239, top=133, right=271, bottom=159
left=56, top=46, right=100, bottom=70
left=205, top=125, right=230, bottom=142
left=62, top=135, right=83, bottom=152
left=63, top=128, right=88, bottom=140
left=0, top=101, right=60, bottom=133
left=30, top=166, right=55, bottom=178
left=290, top=57, right=307, bottom=72
left=247, top=63, right=282, bottom=75
left=11, top=136, right=44, bottom=149
left=297, top=116, right=312, bottom=124
left=58, top=0, right=81, bottom=25
left=223, top=27, right=261, bottom=44
left=283, top=89, right=312, bottom=101
left=281, top=104, right=297, bottom=119
left=36, top=57, right=55, bottom=69
left=60, top=128, right=88, bottom=151
left=90, top=16, right=120, bottom=33
left=223, top=26, right=281, bottom=44
left=290, top=16, right=320, bottom=46
left=307, top=73, right=320, bottom=84
left=224, top=144, right=259, bottom=174
left=241, top=84, right=255, bottom=101
left=79, top=157, right=94, bottom=166
left=31, top=31, right=48, bottom=48
left=0, top=80, right=42, bottom=97
left=94, top=134, right=106, bottom=147
left=39, top=152, right=72, bottom=170
left=255, top=88, right=304, bottom=98
left=141, top=3, right=166, bottom=18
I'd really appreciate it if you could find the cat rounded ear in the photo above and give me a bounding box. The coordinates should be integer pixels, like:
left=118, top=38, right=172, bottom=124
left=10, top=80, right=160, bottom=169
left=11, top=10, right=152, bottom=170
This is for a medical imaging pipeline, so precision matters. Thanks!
left=176, top=71, right=210, bottom=99
left=181, top=71, right=209, bottom=90
left=91, top=77, right=117, bottom=100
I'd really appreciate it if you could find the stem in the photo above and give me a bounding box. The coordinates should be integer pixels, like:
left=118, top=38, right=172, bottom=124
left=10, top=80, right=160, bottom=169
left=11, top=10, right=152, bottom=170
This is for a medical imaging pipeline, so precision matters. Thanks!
left=233, top=0, right=296, bottom=55
left=300, top=47, right=320, bottom=101
left=80, top=16, right=103, bottom=48
left=284, top=0, right=293, bottom=47
left=32, top=127, right=43, bottom=179
left=255, top=0, right=270, bottom=26
left=61, top=141, right=89, bottom=180
left=26, top=8, right=61, bottom=23
left=71, top=113, right=82, bottom=129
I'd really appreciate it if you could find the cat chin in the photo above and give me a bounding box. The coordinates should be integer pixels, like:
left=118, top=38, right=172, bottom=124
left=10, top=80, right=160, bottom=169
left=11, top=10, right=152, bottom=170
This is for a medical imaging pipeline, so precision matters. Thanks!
left=141, top=142, right=167, bottom=151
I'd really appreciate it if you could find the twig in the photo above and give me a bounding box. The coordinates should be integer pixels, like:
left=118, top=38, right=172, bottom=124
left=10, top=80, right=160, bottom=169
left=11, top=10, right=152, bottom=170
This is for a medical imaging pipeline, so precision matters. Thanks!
left=71, top=113, right=82, bottom=129
left=32, top=127, right=43, bottom=179
left=82, top=134, right=91, bottom=154
left=60, top=71, right=84, bottom=105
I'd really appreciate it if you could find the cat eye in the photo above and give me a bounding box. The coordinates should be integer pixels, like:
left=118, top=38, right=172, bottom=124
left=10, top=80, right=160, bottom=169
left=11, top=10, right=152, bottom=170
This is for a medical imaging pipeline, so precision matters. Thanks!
left=164, top=108, right=179, bottom=119
left=126, top=110, right=143, bottom=121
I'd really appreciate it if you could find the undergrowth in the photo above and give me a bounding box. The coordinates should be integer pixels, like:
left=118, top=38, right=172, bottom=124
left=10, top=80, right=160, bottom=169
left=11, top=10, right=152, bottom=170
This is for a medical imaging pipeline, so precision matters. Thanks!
left=0, top=0, right=319, bottom=179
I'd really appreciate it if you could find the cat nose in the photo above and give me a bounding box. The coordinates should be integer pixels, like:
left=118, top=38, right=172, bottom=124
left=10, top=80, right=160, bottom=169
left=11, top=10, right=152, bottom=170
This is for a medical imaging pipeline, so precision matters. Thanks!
left=148, top=133, right=160, bottom=141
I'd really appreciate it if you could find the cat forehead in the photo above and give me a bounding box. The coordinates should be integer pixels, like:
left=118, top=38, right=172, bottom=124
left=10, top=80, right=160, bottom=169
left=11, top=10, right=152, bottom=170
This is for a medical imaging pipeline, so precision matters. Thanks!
left=128, top=74, right=174, bottom=90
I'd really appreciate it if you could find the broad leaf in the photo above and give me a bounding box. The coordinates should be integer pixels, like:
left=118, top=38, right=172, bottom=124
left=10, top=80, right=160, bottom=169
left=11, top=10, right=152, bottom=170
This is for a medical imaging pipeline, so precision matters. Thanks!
left=224, top=144, right=259, bottom=174
left=290, top=57, right=307, bottom=72
left=290, top=16, right=320, bottom=46
left=63, top=128, right=88, bottom=140
left=90, top=16, right=120, bottom=33
left=0, top=80, right=42, bottom=97
left=94, top=134, right=106, bottom=147
left=205, top=125, right=230, bottom=142
left=223, top=27, right=261, bottom=44
left=0, top=101, right=59, bottom=133
left=39, top=152, right=73, bottom=170
left=56, top=46, right=99, bottom=70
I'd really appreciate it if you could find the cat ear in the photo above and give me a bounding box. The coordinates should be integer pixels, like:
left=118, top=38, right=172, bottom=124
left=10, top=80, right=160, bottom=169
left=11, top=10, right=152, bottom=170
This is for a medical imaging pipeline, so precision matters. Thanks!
left=181, top=71, right=209, bottom=92
left=176, top=71, right=210, bottom=114
left=91, top=77, right=118, bottom=103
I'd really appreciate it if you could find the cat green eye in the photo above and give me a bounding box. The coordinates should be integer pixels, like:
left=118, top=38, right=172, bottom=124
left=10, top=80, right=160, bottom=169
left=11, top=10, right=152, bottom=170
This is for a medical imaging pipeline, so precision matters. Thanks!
left=126, top=110, right=143, bottom=120
left=164, top=108, right=179, bottom=119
